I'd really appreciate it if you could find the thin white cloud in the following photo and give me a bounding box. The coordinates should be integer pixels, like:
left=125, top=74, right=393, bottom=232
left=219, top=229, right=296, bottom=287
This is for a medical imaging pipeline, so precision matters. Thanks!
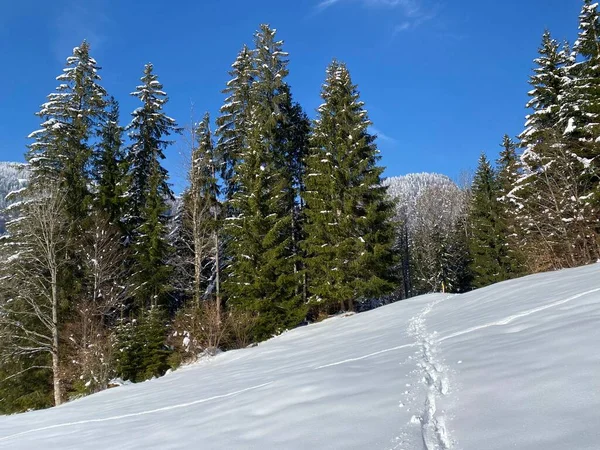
left=371, top=127, right=397, bottom=144
left=316, top=0, right=437, bottom=32
left=319, top=0, right=418, bottom=11
left=317, top=0, right=343, bottom=9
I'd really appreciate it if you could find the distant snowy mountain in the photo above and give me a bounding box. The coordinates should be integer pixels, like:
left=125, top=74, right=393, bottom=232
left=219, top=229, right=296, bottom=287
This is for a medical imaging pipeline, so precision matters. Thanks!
left=0, top=162, right=29, bottom=234
left=1, top=263, right=599, bottom=449
left=384, top=173, right=465, bottom=235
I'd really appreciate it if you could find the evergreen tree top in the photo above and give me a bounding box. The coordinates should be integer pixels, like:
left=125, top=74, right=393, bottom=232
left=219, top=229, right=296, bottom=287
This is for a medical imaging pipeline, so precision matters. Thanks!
left=218, top=46, right=255, bottom=123
left=26, top=40, right=107, bottom=192
left=497, top=135, right=518, bottom=167
left=125, top=63, right=179, bottom=218
left=525, top=31, right=568, bottom=113
left=217, top=46, right=254, bottom=133
left=519, top=31, right=571, bottom=150
left=574, top=0, right=600, bottom=60
left=473, top=153, right=494, bottom=183
left=194, top=113, right=218, bottom=170
left=315, top=61, right=370, bottom=133
left=127, top=63, right=180, bottom=147
left=33, top=40, right=107, bottom=125
left=130, top=64, right=170, bottom=111
left=196, top=113, right=213, bottom=150
left=252, top=24, right=290, bottom=112
left=254, top=24, right=289, bottom=60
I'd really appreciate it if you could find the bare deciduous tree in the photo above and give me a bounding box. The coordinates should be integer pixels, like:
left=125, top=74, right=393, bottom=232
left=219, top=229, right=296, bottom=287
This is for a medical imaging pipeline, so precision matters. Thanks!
left=0, top=186, right=68, bottom=406
left=67, top=212, right=129, bottom=393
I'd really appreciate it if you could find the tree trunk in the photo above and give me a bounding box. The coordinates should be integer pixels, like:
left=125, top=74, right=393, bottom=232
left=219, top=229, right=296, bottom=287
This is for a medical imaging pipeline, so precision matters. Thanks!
left=211, top=161, right=221, bottom=320
left=51, top=266, right=62, bottom=406
left=193, top=201, right=203, bottom=308
left=346, top=299, right=354, bottom=312
left=214, top=229, right=221, bottom=317
left=292, top=208, right=299, bottom=296
left=52, top=350, right=61, bottom=407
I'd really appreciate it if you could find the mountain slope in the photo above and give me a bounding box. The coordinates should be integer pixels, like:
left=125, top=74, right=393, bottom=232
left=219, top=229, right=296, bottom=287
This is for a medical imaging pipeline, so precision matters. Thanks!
left=1, top=264, right=599, bottom=449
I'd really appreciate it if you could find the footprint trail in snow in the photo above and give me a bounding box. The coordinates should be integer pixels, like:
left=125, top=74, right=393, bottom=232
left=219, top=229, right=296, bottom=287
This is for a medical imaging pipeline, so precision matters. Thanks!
left=406, top=296, right=453, bottom=450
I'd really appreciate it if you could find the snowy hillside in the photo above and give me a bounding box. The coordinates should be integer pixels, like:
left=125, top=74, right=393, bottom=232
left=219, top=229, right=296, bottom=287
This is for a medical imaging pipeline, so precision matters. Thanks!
left=1, top=264, right=599, bottom=449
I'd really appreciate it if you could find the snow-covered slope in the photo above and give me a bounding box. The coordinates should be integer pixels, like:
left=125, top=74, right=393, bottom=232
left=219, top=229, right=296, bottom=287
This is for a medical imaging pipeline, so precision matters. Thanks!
left=1, top=264, right=600, bottom=449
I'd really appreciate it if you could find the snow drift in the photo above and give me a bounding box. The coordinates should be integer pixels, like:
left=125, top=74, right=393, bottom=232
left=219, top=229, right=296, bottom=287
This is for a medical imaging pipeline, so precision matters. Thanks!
left=1, top=263, right=599, bottom=449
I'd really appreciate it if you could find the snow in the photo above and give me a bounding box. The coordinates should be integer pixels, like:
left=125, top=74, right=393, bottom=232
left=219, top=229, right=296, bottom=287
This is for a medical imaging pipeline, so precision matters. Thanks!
left=564, top=117, right=577, bottom=135
left=1, top=264, right=600, bottom=449
left=0, top=162, right=29, bottom=234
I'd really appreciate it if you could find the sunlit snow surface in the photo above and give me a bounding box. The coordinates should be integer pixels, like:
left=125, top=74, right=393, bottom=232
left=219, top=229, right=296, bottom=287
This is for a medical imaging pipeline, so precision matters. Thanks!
left=1, top=264, right=600, bottom=449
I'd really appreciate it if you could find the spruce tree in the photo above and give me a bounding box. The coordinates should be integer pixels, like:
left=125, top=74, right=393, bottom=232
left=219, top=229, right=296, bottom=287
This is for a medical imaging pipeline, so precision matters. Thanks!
left=26, top=40, right=107, bottom=220
left=516, top=23, right=600, bottom=267
left=496, top=135, right=526, bottom=276
left=567, top=0, right=600, bottom=227
left=280, top=86, right=311, bottom=300
left=126, top=63, right=180, bottom=309
left=216, top=45, right=255, bottom=201
left=520, top=31, right=569, bottom=161
left=302, top=61, right=396, bottom=312
left=224, top=25, right=303, bottom=340
left=94, top=97, right=127, bottom=225
left=497, top=135, right=520, bottom=197
left=564, top=0, right=600, bottom=140
left=114, top=308, right=170, bottom=382
left=469, top=154, right=514, bottom=288
left=138, top=307, right=171, bottom=380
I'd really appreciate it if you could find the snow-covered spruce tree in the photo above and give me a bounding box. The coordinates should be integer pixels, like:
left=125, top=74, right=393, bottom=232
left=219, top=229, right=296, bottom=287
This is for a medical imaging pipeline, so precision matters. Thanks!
left=125, top=63, right=180, bottom=309
left=520, top=31, right=569, bottom=156
left=216, top=45, right=255, bottom=202
left=515, top=24, right=600, bottom=269
left=26, top=41, right=107, bottom=221
left=563, top=0, right=600, bottom=233
left=469, top=154, right=515, bottom=288
left=515, top=129, right=598, bottom=269
left=562, top=0, right=600, bottom=141
left=496, top=135, right=526, bottom=276
left=302, top=61, right=396, bottom=313
left=497, top=136, right=521, bottom=202
left=224, top=25, right=303, bottom=340
left=93, top=97, right=127, bottom=226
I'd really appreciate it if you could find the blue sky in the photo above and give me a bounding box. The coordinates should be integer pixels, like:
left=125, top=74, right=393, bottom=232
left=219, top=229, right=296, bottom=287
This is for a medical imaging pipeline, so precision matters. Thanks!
left=0, top=0, right=583, bottom=192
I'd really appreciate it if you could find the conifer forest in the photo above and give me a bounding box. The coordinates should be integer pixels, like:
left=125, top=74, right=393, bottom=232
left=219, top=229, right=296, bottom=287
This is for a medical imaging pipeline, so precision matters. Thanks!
left=1, top=2, right=599, bottom=413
